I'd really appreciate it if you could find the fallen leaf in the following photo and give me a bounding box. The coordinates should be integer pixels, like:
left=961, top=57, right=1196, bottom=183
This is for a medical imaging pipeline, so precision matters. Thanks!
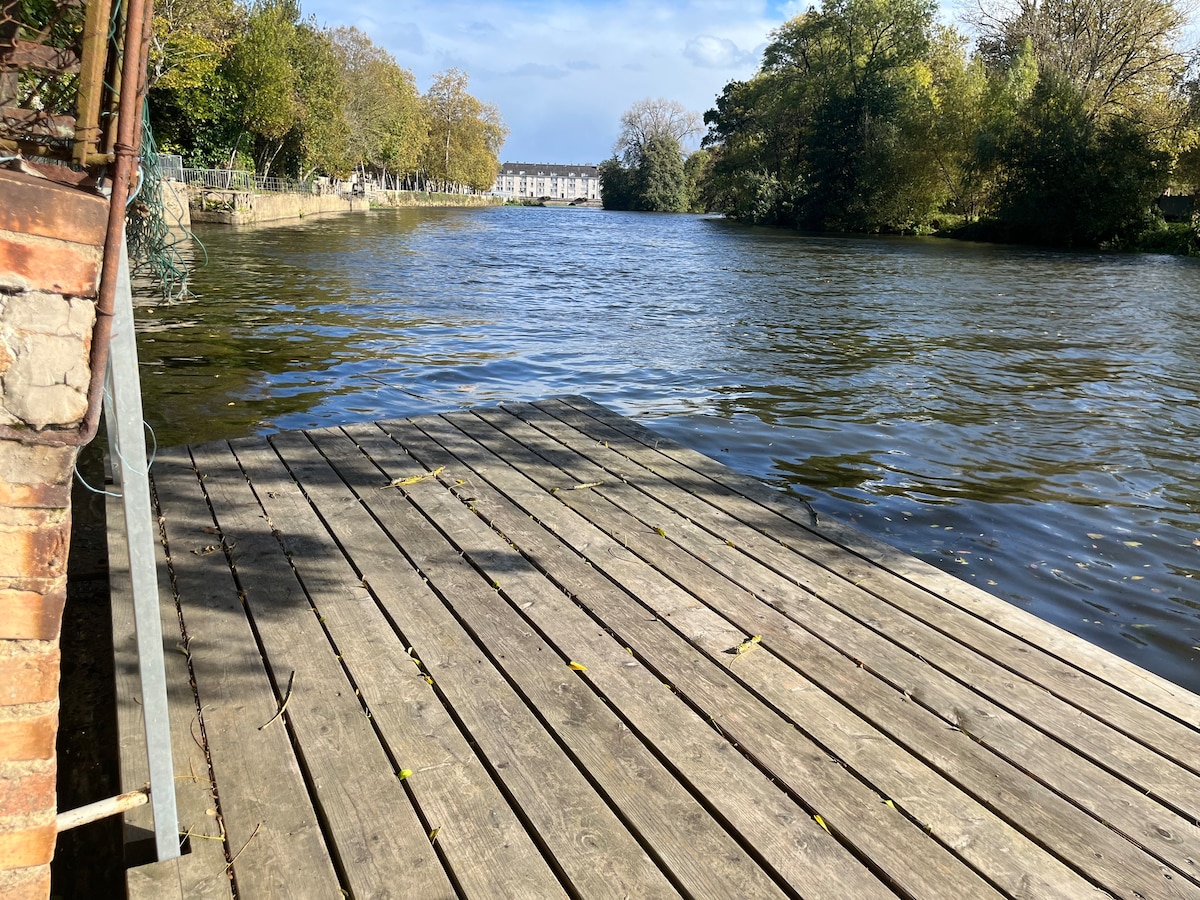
left=569, top=661, right=587, bottom=672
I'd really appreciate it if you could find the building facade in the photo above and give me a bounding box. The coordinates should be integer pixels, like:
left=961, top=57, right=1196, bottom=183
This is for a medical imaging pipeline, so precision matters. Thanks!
left=491, top=163, right=601, bottom=201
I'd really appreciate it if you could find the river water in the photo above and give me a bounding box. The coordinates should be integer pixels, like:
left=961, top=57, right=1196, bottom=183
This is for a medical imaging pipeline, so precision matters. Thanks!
left=134, top=206, right=1200, bottom=691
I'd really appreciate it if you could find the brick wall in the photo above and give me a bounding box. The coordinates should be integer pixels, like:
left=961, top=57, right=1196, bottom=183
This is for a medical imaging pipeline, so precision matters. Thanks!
left=0, top=168, right=108, bottom=899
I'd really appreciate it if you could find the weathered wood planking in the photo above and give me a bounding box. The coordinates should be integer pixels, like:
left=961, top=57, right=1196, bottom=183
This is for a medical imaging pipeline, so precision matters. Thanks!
left=109, top=471, right=232, bottom=899
left=114, top=397, right=1200, bottom=899
left=152, top=448, right=343, bottom=899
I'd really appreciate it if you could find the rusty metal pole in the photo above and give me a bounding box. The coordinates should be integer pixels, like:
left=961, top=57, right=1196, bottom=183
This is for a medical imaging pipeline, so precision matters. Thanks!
left=76, top=0, right=155, bottom=447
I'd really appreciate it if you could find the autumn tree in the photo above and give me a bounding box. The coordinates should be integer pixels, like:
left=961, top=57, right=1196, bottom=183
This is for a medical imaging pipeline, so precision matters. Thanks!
left=420, top=69, right=507, bottom=192
left=330, top=27, right=426, bottom=181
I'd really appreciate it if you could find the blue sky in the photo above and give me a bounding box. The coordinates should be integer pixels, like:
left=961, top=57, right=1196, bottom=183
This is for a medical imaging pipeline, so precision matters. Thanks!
left=302, top=1, right=811, bottom=164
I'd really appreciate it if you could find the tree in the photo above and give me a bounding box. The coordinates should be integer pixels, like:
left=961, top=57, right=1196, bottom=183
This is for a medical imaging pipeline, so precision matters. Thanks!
left=598, top=157, right=634, bottom=209
left=971, top=0, right=1192, bottom=125
left=601, top=99, right=697, bottom=211
left=420, top=69, right=507, bottom=192
left=148, top=0, right=239, bottom=91
left=331, top=27, right=426, bottom=181
left=703, top=0, right=945, bottom=231
left=683, top=149, right=714, bottom=212
left=614, top=98, right=702, bottom=166
left=634, top=135, right=688, bottom=211
left=993, top=70, right=1171, bottom=244
left=224, top=0, right=302, bottom=174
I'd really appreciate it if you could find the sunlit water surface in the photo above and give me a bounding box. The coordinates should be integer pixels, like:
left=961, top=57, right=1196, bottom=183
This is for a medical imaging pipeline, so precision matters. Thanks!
left=135, top=207, right=1200, bottom=691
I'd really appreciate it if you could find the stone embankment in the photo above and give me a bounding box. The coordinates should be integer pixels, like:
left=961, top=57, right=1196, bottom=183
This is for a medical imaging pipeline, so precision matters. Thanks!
left=366, top=190, right=503, bottom=209
left=187, top=187, right=500, bottom=226
left=189, top=188, right=369, bottom=226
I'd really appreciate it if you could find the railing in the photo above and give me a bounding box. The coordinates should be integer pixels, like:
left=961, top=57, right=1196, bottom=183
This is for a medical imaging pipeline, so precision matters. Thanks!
left=179, top=167, right=318, bottom=194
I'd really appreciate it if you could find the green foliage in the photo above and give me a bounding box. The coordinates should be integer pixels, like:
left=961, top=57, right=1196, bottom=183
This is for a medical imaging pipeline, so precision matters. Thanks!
left=146, top=1, right=505, bottom=189
left=697, top=0, right=1197, bottom=250
left=703, top=0, right=945, bottom=232
left=637, top=136, right=688, bottom=212
left=601, top=101, right=697, bottom=212
left=993, top=73, right=1171, bottom=246
left=683, top=149, right=713, bottom=212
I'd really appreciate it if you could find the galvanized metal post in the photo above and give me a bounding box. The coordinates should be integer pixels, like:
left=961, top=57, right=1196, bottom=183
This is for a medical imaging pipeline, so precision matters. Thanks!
left=104, top=238, right=180, bottom=861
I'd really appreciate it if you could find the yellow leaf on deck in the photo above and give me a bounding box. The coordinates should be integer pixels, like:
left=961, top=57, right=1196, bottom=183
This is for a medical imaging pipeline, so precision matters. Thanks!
left=729, top=635, right=762, bottom=656
left=398, top=769, right=413, bottom=780
left=382, top=466, right=445, bottom=489
left=814, top=814, right=830, bottom=833
left=569, top=661, right=588, bottom=672
left=654, top=526, right=667, bottom=537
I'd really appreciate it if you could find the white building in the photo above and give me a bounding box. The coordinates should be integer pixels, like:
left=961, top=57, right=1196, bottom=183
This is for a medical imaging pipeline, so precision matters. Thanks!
left=491, top=163, right=601, bottom=201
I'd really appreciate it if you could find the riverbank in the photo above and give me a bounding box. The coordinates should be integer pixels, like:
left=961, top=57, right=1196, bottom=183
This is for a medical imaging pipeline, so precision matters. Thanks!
left=367, top=190, right=503, bottom=209
left=189, top=189, right=369, bottom=225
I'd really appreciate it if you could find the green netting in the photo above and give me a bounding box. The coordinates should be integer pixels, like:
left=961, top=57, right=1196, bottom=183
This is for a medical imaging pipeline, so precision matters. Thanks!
left=125, top=102, right=198, bottom=303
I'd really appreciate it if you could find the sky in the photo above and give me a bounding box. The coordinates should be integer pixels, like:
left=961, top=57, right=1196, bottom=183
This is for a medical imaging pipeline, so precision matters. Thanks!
left=301, top=0, right=812, bottom=164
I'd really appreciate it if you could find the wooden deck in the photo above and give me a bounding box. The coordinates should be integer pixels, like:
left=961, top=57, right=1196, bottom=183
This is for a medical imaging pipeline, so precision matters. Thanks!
left=109, top=396, right=1200, bottom=899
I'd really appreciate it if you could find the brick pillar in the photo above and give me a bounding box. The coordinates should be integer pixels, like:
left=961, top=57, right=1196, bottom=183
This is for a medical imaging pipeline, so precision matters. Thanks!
left=0, top=169, right=108, bottom=899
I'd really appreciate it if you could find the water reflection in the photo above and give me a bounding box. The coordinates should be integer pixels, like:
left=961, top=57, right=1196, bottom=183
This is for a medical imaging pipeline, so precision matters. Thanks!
left=135, top=208, right=1200, bottom=691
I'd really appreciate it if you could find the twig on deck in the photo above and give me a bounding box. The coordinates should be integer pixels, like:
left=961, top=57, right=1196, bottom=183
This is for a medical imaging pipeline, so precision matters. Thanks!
left=226, top=821, right=262, bottom=871
left=258, top=671, right=296, bottom=731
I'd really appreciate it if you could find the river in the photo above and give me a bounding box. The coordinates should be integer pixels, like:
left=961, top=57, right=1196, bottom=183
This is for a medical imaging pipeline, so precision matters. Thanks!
left=133, top=206, right=1200, bottom=691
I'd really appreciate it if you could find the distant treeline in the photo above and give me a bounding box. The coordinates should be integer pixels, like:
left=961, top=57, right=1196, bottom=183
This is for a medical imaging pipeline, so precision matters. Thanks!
left=603, top=0, right=1200, bottom=250
left=148, top=0, right=506, bottom=191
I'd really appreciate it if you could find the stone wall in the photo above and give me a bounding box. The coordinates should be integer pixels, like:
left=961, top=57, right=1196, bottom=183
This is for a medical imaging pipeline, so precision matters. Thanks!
left=0, top=169, right=108, bottom=899
left=189, top=189, right=368, bottom=225
left=367, top=190, right=504, bottom=209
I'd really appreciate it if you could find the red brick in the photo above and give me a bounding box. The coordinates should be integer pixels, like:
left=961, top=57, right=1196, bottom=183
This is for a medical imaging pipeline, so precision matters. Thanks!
left=0, top=823, right=55, bottom=869
left=0, top=770, right=54, bottom=820
left=0, top=445, right=77, bottom=511
left=0, top=591, right=65, bottom=642
left=0, top=523, right=70, bottom=582
left=0, top=863, right=51, bottom=900
left=0, top=649, right=59, bottom=707
left=0, top=170, right=108, bottom=247
left=0, top=715, right=56, bottom=763
left=0, top=233, right=101, bottom=297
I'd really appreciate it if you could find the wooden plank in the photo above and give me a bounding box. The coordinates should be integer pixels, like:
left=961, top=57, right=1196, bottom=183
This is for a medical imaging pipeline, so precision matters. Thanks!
left=340, top=421, right=897, bottom=900
left=444, top=406, right=1200, bottom=900
left=152, top=451, right=343, bottom=899
left=556, top=395, right=1200, bottom=729
left=534, top=399, right=1200, bottom=785
left=268, top=427, right=724, bottom=899
left=188, top=439, right=454, bottom=900
left=397, top=413, right=1020, bottom=900
left=386, top=415, right=1113, bottom=900
left=220, top=437, right=570, bottom=900
left=504, top=403, right=1200, bottom=876
left=109, top=463, right=231, bottom=900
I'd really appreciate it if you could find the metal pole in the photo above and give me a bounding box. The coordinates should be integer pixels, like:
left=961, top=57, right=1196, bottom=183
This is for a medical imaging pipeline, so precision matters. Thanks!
left=105, top=237, right=180, bottom=861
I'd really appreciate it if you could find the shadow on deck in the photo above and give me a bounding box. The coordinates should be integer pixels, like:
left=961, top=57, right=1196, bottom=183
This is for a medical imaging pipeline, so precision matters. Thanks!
left=110, top=397, right=1200, bottom=899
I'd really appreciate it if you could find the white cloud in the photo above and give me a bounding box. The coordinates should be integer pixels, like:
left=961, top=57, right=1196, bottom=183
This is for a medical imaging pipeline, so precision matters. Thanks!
left=304, top=1, right=787, bottom=163
left=683, top=35, right=754, bottom=68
